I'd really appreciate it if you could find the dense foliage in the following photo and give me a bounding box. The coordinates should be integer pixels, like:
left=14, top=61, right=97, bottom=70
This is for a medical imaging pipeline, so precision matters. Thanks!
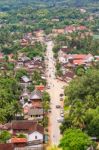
left=65, top=69, right=99, bottom=105
left=54, top=33, right=99, bottom=55
left=0, top=0, right=99, bottom=55
left=0, top=77, right=21, bottom=123
left=61, top=69, right=99, bottom=139
left=0, top=131, right=11, bottom=143
left=59, top=128, right=95, bottom=150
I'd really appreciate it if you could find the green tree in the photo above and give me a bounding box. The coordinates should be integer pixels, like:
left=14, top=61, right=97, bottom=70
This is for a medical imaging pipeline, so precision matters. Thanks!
left=75, top=66, right=85, bottom=76
left=70, top=101, right=85, bottom=129
left=32, top=70, right=41, bottom=84
left=32, top=70, right=46, bottom=85
left=4, top=55, right=9, bottom=62
left=15, top=69, right=28, bottom=80
left=42, top=92, right=50, bottom=112
left=0, top=77, right=21, bottom=123
left=65, top=69, right=99, bottom=107
left=59, top=128, right=95, bottom=150
left=27, top=83, right=35, bottom=92
left=88, top=115, right=99, bottom=138
left=41, top=116, right=48, bottom=128
left=42, top=101, right=50, bottom=112
left=42, top=91, right=50, bottom=102
left=17, top=133, right=27, bottom=138
left=0, top=131, right=11, bottom=143
left=85, top=107, right=99, bottom=138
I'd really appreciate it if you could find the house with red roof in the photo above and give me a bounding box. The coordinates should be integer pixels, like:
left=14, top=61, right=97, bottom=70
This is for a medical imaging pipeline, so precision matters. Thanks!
left=35, top=85, right=45, bottom=92
left=64, top=26, right=76, bottom=33
left=76, top=26, right=87, bottom=31
left=5, top=120, right=44, bottom=145
left=67, top=54, right=94, bottom=66
left=58, top=50, right=94, bottom=67
left=11, top=137, right=27, bottom=147
left=52, top=29, right=64, bottom=35
left=64, top=25, right=87, bottom=34
left=20, top=39, right=29, bottom=46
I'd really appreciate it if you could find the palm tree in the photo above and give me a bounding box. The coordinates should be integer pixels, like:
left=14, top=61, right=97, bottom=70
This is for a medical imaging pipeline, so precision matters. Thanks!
left=70, top=101, right=85, bottom=129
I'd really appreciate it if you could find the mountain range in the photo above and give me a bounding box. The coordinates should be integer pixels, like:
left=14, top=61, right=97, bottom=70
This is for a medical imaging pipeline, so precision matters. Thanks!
left=0, top=0, right=99, bottom=11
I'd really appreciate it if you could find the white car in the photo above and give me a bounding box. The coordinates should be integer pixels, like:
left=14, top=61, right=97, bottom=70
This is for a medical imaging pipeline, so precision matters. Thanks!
left=57, top=117, right=64, bottom=123
left=60, top=113, right=64, bottom=117
left=60, top=109, right=64, bottom=114
left=60, top=109, right=64, bottom=117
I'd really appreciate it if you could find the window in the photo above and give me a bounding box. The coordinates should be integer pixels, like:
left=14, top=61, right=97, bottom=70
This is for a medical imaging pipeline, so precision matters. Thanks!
left=35, top=136, right=37, bottom=139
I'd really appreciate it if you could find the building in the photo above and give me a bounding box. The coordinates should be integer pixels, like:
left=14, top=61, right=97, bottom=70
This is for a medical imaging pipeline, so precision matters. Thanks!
left=52, top=29, right=64, bottom=34
left=71, top=54, right=94, bottom=65
left=30, top=89, right=42, bottom=108
left=0, top=143, right=14, bottom=150
left=35, top=85, right=45, bottom=92
left=23, top=102, right=32, bottom=114
left=33, top=56, right=42, bottom=62
left=21, top=76, right=31, bottom=83
left=64, top=25, right=87, bottom=34
left=58, top=51, right=94, bottom=67
left=18, top=56, right=30, bottom=63
left=11, top=137, right=27, bottom=148
left=6, top=120, right=44, bottom=144
left=28, top=108, right=44, bottom=120
left=20, top=39, right=29, bottom=46
left=64, top=26, right=76, bottom=34
left=20, top=76, right=31, bottom=88
left=28, top=125, right=44, bottom=144
left=60, top=46, right=71, bottom=53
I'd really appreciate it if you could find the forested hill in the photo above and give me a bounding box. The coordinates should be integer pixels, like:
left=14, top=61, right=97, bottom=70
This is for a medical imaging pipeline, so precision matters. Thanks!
left=68, top=0, right=99, bottom=7
left=0, top=0, right=99, bottom=11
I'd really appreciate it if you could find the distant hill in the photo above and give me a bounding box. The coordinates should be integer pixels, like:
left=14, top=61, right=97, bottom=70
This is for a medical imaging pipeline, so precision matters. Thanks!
left=0, top=0, right=99, bottom=11
left=67, top=0, right=99, bottom=7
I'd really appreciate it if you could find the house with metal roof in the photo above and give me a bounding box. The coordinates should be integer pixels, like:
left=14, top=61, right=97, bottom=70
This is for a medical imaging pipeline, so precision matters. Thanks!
left=29, top=89, right=42, bottom=109
left=21, top=76, right=31, bottom=83
left=28, top=108, right=44, bottom=120
left=30, top=89, right=42, bottom=101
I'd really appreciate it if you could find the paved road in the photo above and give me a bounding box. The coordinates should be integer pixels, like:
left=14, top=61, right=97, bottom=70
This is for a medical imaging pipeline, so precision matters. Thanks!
left=45, top=41, right=66, bottom=145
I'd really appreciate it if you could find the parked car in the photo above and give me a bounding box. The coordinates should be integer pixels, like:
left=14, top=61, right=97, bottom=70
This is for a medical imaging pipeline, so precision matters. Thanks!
left=47, top=86, right=50, bottom=89
left=60, top=98, right=63, bottom=101
left=60, top=113, right=64, bottom=117
left=60, top=93, right=64, bottom=97
left=60, top=109, right=64, bottom=114
left=56, top=105, right=61, bottom=108
left=57, top=117, right=64, bottom=123
left=48, top=109, right=51, bottom=113
left=60, top=109, right=64, bottom=117
left=62, top=86, right=65, bottom=89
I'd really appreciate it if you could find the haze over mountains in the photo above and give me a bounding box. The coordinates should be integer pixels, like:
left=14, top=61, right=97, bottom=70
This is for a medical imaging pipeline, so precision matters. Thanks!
left=0, top=0, right=99, bottom=9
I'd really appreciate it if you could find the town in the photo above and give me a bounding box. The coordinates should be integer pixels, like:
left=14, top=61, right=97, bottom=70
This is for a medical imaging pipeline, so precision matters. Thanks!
left=0, top=0, right=99, bottom=150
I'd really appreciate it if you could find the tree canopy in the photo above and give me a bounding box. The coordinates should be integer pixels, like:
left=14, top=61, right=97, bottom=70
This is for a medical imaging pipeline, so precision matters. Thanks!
left=65, top=69, right=99, bottom=107
left=61, top=69, right=99, bottom=138
left=0, top=77, right=21, bottom=123
left=59, top=128, right=95, bottom=150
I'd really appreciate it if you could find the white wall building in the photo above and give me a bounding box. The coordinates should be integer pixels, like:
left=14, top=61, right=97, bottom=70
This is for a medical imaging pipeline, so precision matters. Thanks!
left=28, top=131, right=43, bottom=142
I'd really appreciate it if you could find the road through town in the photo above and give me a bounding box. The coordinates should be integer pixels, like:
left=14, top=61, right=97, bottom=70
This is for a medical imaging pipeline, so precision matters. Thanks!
left=45, top=41, right=66, bottom=146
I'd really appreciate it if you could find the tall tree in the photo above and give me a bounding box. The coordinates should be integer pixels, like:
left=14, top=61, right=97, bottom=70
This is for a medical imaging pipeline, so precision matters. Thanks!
left=59, top=128, right=95, bottom=150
